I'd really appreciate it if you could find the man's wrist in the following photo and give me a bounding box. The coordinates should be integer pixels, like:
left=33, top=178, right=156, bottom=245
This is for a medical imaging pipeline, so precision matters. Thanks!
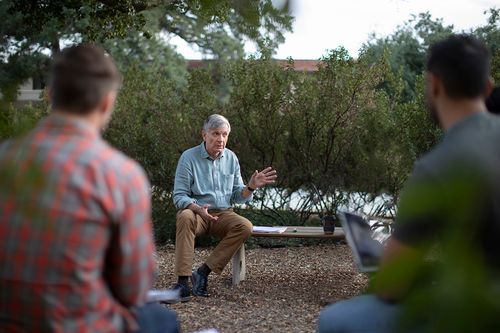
left=247, top=185, right=256, bottom=192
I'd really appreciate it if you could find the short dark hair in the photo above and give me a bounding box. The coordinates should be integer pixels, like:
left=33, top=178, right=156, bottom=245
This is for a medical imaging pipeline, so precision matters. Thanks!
left=426, top=34, right=491, bottom=99
left=50, top=43, right=121, bottom=114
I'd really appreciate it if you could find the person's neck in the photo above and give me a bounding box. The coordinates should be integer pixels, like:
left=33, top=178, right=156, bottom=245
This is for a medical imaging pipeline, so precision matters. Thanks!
left=438, top=98, right=487, bottom=131
left=208, top=150, right=221, bottom=159
left=52, top=110, right=102, bottom=132
left=203, top=143, right=222, bottom=159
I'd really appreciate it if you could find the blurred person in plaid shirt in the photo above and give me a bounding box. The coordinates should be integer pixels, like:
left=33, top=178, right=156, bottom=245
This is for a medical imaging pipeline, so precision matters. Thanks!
left=0, top=44, right=179, bottom=333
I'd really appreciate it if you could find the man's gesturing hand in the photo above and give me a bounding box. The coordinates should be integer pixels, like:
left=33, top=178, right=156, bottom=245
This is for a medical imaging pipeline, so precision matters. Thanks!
left=195, top=204, right=218, bottom=222
left=248, top=167, right=278, bottom=189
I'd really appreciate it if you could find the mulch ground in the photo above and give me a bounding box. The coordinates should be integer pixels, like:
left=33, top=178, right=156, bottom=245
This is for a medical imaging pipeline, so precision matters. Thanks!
left=154, top=242, right=369, bottom=333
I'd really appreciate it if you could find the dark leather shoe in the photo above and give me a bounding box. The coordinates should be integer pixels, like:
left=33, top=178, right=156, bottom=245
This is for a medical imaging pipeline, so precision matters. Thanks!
left=191, top=270, right=209, bottom=297
left=162, top=283, right=191, bottom=304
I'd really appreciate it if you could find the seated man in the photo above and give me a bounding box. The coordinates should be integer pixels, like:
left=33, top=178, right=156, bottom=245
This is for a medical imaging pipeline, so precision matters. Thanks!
left=0, top=44, right=179, bottom=333
left=172, top=114, right=277, bottom=299
left=318, top=34, right=500, bottom=332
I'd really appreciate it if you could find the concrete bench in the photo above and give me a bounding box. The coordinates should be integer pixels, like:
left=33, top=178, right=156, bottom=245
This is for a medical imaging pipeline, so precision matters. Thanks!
left=231, top=226, right=345, bottom=285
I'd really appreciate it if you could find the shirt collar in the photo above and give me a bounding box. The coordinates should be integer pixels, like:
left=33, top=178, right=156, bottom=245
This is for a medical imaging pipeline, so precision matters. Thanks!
left=445, top=111, right=490, bottom=137
left=41, top=113, right=100, bottom=140
left=199, top=142, right=224, bottom=160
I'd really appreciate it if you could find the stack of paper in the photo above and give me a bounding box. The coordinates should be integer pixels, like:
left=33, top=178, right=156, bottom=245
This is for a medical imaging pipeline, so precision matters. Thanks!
left=147, top=289, right=180, bottom=303
left=252, top=226, right=288, bottom=233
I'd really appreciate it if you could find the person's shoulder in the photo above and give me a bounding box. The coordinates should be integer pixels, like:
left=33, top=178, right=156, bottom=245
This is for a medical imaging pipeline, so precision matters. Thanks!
left=179, top=144, right=202, bottom=161
left=183, top=144, right=201, bottom=155
left=486, top=112, right=500, bottom=128
left=98, top=141, right=149, bottom=183
left=223, top=147, right=238, bottom=159
left=417, top=136, right=467, bottom=176
left=416, top=112, right=500, bottom=177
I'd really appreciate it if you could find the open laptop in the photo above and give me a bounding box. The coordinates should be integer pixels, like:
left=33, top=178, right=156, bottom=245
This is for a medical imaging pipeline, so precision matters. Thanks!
left=338, top=212, right=388, bottom=272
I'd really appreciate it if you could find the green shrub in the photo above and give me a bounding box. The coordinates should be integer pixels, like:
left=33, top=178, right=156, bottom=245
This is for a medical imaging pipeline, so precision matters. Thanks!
left=0, top=101, right=48, bottom=140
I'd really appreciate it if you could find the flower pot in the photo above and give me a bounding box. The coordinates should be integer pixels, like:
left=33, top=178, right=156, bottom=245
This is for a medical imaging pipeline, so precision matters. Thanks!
left=321, top=215, right=336, bottom=235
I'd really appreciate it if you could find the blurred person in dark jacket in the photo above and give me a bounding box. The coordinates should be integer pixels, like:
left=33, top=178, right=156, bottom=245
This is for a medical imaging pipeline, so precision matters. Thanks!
left=318, top=34, right=499, bottom=333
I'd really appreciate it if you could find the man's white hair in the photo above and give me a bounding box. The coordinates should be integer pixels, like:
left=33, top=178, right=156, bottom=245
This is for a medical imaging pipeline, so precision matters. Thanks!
left=203, top=114, right=231, bottom=133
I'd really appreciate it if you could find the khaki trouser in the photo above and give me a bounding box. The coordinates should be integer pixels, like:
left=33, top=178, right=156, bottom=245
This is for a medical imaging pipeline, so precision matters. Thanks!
left=175, top=209, right=253, bottom=276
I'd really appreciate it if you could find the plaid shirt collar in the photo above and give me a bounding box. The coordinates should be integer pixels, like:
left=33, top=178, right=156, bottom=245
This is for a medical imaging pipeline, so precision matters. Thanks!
left=40, top=113, right=101, bottom=140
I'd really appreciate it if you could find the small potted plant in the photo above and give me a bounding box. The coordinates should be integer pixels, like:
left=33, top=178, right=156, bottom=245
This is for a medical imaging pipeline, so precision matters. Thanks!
left=312, top=184, right=337, bottom=235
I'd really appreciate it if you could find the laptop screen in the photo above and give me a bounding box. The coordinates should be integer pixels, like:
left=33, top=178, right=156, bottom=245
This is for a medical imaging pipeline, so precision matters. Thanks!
left=339, top=212, right=385, bottom=272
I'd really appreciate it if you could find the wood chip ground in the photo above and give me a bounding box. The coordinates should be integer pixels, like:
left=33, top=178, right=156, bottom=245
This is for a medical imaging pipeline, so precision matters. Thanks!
left=155, top=243, right=368, bottom=333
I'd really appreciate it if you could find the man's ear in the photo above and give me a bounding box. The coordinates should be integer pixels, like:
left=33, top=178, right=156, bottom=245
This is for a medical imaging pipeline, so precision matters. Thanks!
left=484, top=77, right=494, bottom=97
left=201, top=130, right=207, bottom=142
left=98, top=91, right=116, bottom=116
left=428, top=72, right=442, bottom=98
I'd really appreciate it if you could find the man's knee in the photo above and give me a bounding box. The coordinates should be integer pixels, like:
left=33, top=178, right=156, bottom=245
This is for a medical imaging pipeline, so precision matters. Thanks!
left=135, top=303, right=180, bottom=333
left=176, top=209, right=197, bottom=232
left=232, top=215, right=253, bottom=239
left=318, top=295, right=402, bottom=333
left=318, top=303, right=341, bottom=333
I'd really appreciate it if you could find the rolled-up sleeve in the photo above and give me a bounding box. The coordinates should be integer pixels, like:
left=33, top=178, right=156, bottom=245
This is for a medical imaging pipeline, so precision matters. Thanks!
left=230, top=156, right=252, bottom=205
left=173, top=153, right=196, bottom=209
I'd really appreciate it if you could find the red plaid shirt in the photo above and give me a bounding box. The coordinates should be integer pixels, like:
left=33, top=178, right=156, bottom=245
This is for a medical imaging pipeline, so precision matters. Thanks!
left=0, top=114, right=156, bottom=332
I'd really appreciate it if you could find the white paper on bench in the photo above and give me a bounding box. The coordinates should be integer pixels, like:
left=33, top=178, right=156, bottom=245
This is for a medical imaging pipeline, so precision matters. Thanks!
left=252, top=226, right=287, bottom=233
left=146, top=289, right=180, bottom=303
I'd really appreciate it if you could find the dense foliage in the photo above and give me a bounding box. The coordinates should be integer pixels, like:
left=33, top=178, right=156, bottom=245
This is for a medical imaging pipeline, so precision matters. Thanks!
left=0, top=0, right=293, bottom=100
left=93, top=12, right=499, bottom=234
left=1, top=10, right=498, bottom=237
left=1, top=7, right=499, bottom=331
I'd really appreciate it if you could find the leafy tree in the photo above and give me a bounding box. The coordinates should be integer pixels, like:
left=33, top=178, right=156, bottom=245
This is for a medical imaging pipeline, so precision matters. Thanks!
left=0, top=0, right=293, bottom=101
left=221, top=49, right=400, bottom=222
left=474, top=8, right=500, bottom=83
left=158, top=0, right=294, bottom=59
left=2, top=8, right=497, bottom=239
left=102, top=33, right=189, bottom=85
left=362, top=10, right=500, bottom=97
left=359, top=10, right=499, bottom=206
left=361, top=12, right=454, bottom=101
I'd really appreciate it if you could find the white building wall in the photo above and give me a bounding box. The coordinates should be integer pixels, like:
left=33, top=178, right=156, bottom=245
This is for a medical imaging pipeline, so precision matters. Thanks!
left=17, top=78, right=43, bottom=101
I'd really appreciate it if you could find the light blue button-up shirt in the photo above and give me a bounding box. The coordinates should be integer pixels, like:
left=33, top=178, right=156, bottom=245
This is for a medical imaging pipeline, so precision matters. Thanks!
left=173, top=142, right=252, bottom=210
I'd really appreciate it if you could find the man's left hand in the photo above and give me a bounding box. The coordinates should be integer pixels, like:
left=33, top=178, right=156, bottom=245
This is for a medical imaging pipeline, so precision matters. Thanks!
left=248, top=167, right=278, bottom=189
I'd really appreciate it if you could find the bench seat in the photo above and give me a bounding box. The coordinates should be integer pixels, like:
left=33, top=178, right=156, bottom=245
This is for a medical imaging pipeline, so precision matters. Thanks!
left=231, top=226, right=345, bottom=285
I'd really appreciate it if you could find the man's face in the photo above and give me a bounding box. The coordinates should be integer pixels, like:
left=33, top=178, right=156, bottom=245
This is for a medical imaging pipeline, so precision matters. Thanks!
left=203, top=126, right=229, bottom=158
